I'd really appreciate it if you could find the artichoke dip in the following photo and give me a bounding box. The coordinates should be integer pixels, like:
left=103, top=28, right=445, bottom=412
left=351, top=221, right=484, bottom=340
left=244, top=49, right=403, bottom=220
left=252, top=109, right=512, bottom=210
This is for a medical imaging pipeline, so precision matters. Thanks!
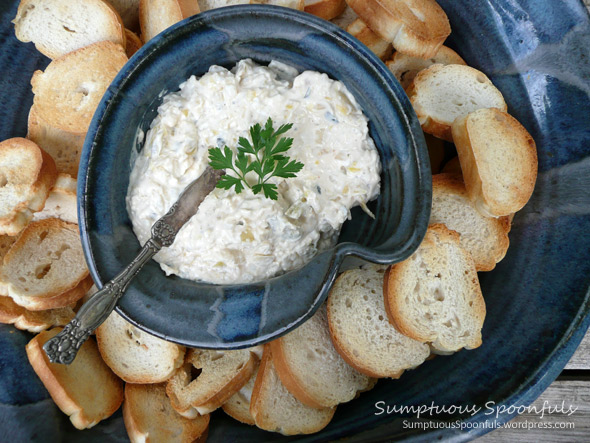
left=126, top=59, right=381, bottom=284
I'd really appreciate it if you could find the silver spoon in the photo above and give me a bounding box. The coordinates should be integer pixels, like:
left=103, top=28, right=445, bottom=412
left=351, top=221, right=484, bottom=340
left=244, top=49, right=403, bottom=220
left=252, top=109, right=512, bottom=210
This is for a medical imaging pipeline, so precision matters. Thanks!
left=43, top=167, right=224, bottom=365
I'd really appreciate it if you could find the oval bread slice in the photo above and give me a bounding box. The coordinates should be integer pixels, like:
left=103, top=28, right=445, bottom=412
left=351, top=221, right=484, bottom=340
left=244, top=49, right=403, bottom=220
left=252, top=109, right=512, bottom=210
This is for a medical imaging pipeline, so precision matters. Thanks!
left=452, top=107, right=538, bottom=217
left=27, top=106, right=85, bottom=177
left=347, top=0, right=450, bottom=59
left=139, top=0, right=183, bottom=43
left=407, top=64, right=507, bottom=141
left=0, top=138, right=57, bottom=235
left=326, top=264, right=430, bottom=378
left=13, top=0, right=126, bottom=59
left=0, top=295, right=75, bottom=333
left=123, top=383, right=210, bottom=443
left=96, top=311, right=185, bottom=383
left=386, top=45, right=466, bottom=89
left=31, top=41, right=128, bottom=134
left=2, top=218, right=89, bottom=305
left=26, top=328, right=124, bottom=430
left=33, top=173, right=77, bottom=224
left=384, top=224, right=486, bottom=353
left=270, top=305, right=371, bottom=408
left=250, top=345, right=335, bottom=436
left=431, top=173, right=510, bottom=271
left=167, top=348, right=257, bottom=418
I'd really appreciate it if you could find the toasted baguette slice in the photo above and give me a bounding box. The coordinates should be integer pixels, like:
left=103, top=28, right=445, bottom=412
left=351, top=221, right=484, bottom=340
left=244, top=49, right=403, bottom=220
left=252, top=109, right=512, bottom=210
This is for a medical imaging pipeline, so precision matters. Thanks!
left=139, top=0, right=183, bottom=43
left=331, top=4, right=357, bottom=28
left=251, top=0, right=304, bottom=8
left=386, top=45, right=466, bottom=89
left=0, top=138, right=57, bottom=235
left=270, top=305, right=371, bottom=408
left=197, top=0, right=250, bottom=10
left=304, top=0, right=345, bottom=20
left=125, top=28, right=143, bottom=57
left=31, top=41, right=128, bottom=134
left=407, top=64, right=507, bottom=141
left=222, top=366, right=258, bottom=425
left=441, top=156, right=461, bottom=175
left=0, top=235, right=17, bottom=295
left=105, top=0, right=141, bottom=31
left=0, top=295, right=75, bottom=332
left=2, top=219, right=89, bottom=304
left=452, top=108, right=538, bottom=217
left=96, top=311, right=185, bottom=383
left=384, top=224, right=486, bottom=353
left=11, top=276, right=93, bottom=311
left=124, top=383, right=210, bottom=443
left=431, top=174, right=510, bottom=271
left=33, top=173, right=77, bottom=224
left=26, top=328, right=124, bottom=429
left=250, top=346, right=335, bottom=435
left=326, top=264, right=430, bottom=378
left=13, top=0, right=126, bottom=59
left=177, top=0, right=201, bottom=17
left=347, top=0, right=450, bottom=59
left=347, top=18, right=393, bottom=61
left=27, top=106, right=85, bottom=177
left=167, top=348, right=257, bottom=418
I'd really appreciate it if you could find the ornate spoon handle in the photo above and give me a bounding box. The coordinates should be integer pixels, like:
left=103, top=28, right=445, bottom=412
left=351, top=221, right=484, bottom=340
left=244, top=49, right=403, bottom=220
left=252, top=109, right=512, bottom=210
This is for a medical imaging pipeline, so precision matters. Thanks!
left=42, top=237, right=162, bottom=365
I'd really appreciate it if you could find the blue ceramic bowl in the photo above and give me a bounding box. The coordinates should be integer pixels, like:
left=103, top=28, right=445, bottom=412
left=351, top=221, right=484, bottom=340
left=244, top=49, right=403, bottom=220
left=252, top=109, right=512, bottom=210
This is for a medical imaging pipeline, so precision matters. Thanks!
left=78, top=6, right=431, bottom=349
left=2, top=1, right=590, bottom=442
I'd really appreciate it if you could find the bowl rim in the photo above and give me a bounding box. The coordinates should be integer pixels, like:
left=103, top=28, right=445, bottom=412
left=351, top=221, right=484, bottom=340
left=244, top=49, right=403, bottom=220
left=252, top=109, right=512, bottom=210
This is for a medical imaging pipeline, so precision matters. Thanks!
left=77, top=4, right=431, bottom=349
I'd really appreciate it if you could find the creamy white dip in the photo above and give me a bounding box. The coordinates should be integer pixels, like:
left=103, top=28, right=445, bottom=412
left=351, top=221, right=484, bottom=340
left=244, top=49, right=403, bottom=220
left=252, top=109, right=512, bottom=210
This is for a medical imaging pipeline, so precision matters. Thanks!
left=126, top=59, right=381, bottom=284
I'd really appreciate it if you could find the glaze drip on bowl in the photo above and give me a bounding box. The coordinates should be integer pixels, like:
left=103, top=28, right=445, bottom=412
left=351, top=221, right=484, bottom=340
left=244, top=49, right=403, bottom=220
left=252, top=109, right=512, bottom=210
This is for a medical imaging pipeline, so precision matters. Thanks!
left=126, top=59, right=381, bottom=284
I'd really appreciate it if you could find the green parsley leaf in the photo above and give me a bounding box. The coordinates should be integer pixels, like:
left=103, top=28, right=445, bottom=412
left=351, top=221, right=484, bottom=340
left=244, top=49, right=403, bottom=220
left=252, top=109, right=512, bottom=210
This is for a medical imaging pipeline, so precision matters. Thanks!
left=207, top=118, right=303, bottom=200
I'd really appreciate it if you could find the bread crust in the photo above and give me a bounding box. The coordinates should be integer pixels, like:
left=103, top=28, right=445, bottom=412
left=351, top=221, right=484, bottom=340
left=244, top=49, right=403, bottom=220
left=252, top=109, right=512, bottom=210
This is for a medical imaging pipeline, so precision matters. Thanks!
left=347, top=0, right=450, bottom=59
left=26, top=328, right=124, bottom=430
left=269, top=339, right=325, bottom=409
left=305, top=0, right=346, bottom=21
left=346, top=18, right=393, bottom=61
left=139, top=0, right=184, bottom=43
left=124, top=28, right=143, bottom=57
left=0, top=295, right=75, bottom=332
left=11, top=275, right=94, bottom=311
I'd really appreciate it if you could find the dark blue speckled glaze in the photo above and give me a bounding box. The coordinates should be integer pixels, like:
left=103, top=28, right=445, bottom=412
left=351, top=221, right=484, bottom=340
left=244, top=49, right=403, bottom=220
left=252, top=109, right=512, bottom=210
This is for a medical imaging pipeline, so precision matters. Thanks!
left=0, top=0, right=589, bottom=442
left=78, top=5, right=431, bottom=349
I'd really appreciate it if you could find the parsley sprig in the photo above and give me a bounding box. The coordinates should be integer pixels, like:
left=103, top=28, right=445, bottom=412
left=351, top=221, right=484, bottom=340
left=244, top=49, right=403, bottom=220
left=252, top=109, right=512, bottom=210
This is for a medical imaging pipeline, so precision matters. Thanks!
left=207, top=118, right=304, bottom=200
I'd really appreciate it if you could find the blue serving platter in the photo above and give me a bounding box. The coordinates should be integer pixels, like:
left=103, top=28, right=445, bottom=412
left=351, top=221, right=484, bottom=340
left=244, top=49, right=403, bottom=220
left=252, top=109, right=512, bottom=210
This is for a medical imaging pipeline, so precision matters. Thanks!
left=1, top=1, right=590, bottom=442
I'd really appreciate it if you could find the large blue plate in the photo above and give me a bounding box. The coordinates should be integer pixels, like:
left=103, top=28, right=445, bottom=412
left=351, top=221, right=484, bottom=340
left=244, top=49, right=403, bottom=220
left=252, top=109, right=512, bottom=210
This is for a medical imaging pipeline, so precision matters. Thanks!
left=1, top=1, right=589, bottom=441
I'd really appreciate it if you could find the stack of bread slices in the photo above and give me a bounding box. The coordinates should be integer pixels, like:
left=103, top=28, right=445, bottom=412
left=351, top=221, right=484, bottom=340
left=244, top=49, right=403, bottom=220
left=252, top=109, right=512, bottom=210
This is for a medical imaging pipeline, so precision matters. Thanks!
left=2, top=0, right=538, bottom=441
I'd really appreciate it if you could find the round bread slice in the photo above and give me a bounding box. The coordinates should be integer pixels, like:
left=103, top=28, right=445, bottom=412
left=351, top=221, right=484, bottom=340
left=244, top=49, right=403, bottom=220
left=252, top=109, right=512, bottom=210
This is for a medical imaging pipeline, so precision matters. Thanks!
left=347, top=0, right=450, bottom=59
left=384, top=224, right=486, bottom=353
left=33, top=173, right=77, bottom=224
left=27, top=105, right=85, bottom=177
left=123, top=383, right=210, bottom=443
left=0, top=295, right=75, bottom=332
left=167, top=347, right=257, bottom=418
left=31, top=41, right=128, bottom=134
left=0, top=138, right=57, bottom=235
left=26, top=328, right=124, bottom=430
left=139, top=0, right=184, bottom=43
left=11, top=276, right=93, bottom=311
left=0, top=234, right=18, bottom=295
left=2, top=219, right=89, bottom=306
left=222, top=366, right=258, bottom=425
left=452, top=107, right=538, bottom=217
left=96, top=311, right=185, bottom=383
left=386, top=45, right=466, bottom=89
left=406, top=64, right=507, bottom=141
left=431, top=173, right=510, bottom=271
left=13, top=0, right=126, bottom=59
left=270, top=305, right=371, bottom=408
left=346, top=18, right=393, bottom=61
left=326, top=264, right=430, bottom=378
left=305, top=0, right=346, bottom=21
left=250, top=346, right=335, bottom=436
